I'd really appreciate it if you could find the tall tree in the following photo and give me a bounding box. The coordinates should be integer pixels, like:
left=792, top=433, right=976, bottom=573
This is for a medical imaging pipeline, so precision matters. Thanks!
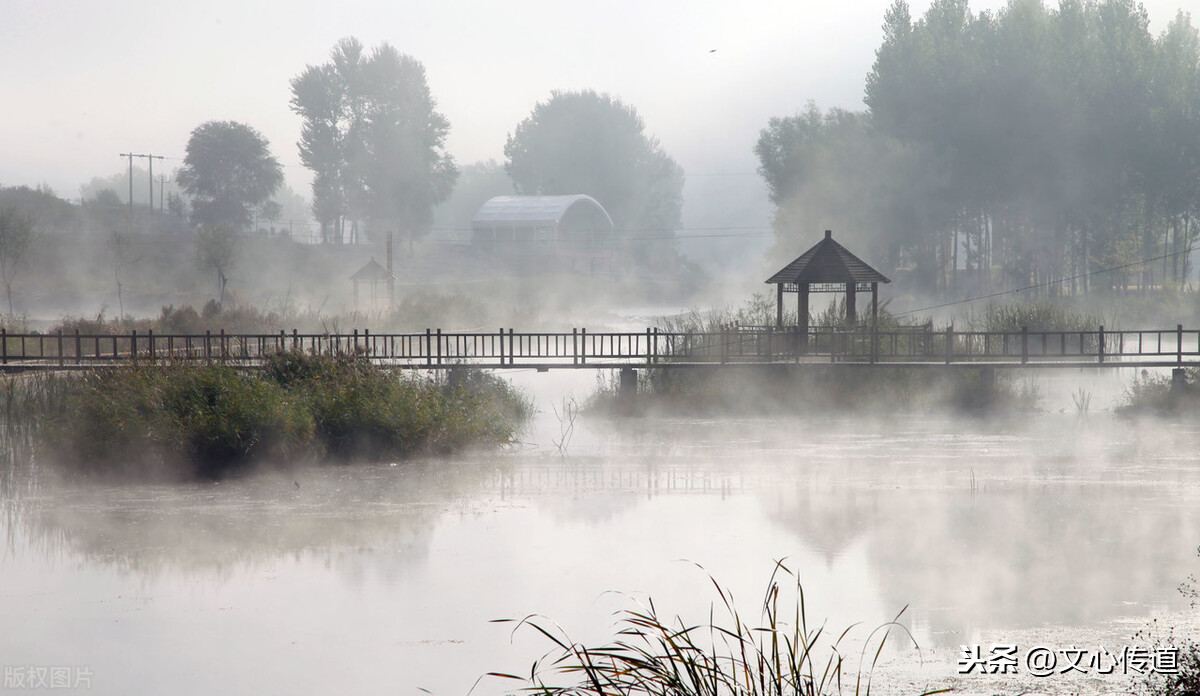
left=290, top=38, right=457, bottom=244
left=178, top=121, right=283, bottom=231
left=196, top=225, right=238, bottom=307
left=504, top=90, right=684, bottom=234
left=0, top=206, right=34, bottom=315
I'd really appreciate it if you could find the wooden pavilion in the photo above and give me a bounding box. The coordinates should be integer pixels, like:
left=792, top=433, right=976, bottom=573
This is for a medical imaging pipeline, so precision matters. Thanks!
left=765, top=230, right=890, bottom=348
left=351, top=257, right=394, bottom=311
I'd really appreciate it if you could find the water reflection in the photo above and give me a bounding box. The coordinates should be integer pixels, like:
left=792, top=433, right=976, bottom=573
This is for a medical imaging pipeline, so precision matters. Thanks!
left=1, top=413, right=1198, bottom=694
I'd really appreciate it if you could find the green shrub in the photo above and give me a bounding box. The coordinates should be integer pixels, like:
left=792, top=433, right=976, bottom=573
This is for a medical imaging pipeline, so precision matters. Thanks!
left=300, top=358, right=439, bottom=460
left=159, top=366, right=313, bottom=478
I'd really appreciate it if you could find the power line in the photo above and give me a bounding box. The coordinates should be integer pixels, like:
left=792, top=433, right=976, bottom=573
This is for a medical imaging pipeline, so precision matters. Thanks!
left=893, top=245, right=1199, bottom=317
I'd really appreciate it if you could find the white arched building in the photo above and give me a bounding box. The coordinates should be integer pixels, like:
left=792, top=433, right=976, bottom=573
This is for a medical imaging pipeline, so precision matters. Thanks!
left=471, top=195, right=615, bottom=271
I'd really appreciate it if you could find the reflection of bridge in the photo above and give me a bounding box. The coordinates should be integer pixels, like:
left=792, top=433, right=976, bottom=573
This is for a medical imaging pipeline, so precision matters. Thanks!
left=2, top=324, right=1199, bottom=372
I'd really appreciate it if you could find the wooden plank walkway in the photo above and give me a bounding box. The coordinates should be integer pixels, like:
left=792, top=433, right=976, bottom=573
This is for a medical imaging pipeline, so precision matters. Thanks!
left=3, top=325, right=1200, bottom=372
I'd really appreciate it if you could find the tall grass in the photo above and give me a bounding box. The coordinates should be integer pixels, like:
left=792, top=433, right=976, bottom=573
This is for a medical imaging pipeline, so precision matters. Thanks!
left=658, top=293, right=915, bottom=334
left=965, top=300, right=1105, bottom=333
left=45, top=290, right=535, bottom=336
left=489, top=561, right=940, bottom=696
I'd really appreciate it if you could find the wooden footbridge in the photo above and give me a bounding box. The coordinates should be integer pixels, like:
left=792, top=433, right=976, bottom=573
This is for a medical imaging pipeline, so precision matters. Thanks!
left=3, top=324, right=1200, bottom=373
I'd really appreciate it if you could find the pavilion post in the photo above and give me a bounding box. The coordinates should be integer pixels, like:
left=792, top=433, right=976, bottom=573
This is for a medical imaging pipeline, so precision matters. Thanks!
left=846, top=282, right=857, bottom=325
left=798, top=283, right=809, bottom=354
left=871, top=282, right=879, bottom=363
left=871, top=282, right=878, bottom=326
left=776, top=283, right=783, bottom=328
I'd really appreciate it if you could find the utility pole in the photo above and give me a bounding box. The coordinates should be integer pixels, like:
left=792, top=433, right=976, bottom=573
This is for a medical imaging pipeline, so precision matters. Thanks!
left=145, top=154, right=163, bottom=214
left=156, top=176, right=170, bottom=215
left=119, top=152, right=164, bottom=230
left=120, top=153, right=136, bottom=234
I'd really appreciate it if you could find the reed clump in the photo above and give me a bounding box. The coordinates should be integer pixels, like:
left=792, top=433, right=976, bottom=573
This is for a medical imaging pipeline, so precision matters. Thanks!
left=1117, top=368, right=1200, bottom=416
left=966, top=300, right=1105, bottom=333
left=489, top=561, right=936, bottom=696
left=15, top=351, right=531, bottom=479
left=586, top=365, right=1037, bottom=416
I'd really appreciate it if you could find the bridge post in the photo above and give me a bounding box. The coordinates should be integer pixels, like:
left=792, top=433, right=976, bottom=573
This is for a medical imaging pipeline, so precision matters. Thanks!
left=508, top=329, right=515, bottom=366
left=148, top=329, right=155, bottom=362
left=981, top=366, right=996, bottom=406
left=1098, top=325, right=1105, bottom=364
left=437, top=329, right=442, bottom=366
left=1171, top=368, right=1187, bottom=408
left=572, top=328, right=578, bottom=366
left=619, top=367, right=637, bottom=412
left=57, top=331, right=64, bottom=368
left=498, top=327, right=505, bottom=367
left=2, top=328, right=6, bottom=365
left=205, top=330, right=211, bottom=364
left=1178, top=324, right=1184, bottom=365
left=581, top=328, right=587, bottom=365
left=645, top=328, right=651, bottom=366
left=653, top=327, right=659, bottom=365
left=220, top=329, right=226, bottom=363
left=292, top=329, right=299, bottom=351
left=426, top=329, right=432, bottom=367
left=1021, top=326, right=1028, bottom=364
left=131, top=330, right=137, bottom=366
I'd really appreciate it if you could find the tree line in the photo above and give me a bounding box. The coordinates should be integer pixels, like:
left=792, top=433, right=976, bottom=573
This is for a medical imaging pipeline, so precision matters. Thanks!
left=171, top=37, right=684, bottom=254
left=757, top=0, right=1200, bottom=299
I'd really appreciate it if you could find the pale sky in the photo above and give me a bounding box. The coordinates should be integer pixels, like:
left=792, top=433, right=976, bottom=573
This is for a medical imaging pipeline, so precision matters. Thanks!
left=1, top=0, right=1190, bottom=203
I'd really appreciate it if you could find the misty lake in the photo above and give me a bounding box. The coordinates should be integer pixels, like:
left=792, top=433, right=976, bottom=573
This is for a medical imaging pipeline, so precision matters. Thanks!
left=3, top=369, right=1199, bottom=695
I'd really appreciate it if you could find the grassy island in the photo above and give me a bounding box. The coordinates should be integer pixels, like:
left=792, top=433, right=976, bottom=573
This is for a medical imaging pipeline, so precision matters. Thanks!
left=8, top=351, right=531, bottom=480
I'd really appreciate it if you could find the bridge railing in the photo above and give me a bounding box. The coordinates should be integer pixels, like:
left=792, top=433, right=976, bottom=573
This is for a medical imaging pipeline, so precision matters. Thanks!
left=0, top=325, right=1198, bottom=368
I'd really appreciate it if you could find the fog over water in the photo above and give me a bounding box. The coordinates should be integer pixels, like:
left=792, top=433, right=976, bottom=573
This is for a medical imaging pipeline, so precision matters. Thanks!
left=3, top=369, right=1200, bottom=695
left=3, top=1, right=1200, bottom=693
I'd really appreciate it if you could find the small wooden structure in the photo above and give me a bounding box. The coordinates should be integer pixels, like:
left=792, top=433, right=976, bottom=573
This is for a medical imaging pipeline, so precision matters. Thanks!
left=351, top=257, right=394, bottom=311
left=765, top=230, right=890, bottom=348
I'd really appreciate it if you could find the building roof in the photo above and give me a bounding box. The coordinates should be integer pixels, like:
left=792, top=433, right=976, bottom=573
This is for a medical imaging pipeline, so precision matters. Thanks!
left=471, top=195, right=614, bottom=229
left=350, top=257, right=393, bottom=283
left=765, top=230, right=891, bottom=285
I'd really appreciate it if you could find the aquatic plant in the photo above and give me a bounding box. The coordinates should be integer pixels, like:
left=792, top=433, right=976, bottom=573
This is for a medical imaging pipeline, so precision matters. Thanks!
left=489, top=561, right=941, bottom=696
left=1136, top=546, right=1200, bottom=696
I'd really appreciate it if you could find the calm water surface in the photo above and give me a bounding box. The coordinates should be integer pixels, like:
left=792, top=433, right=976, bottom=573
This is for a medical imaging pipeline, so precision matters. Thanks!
left=3, top=372, right=1200, bottom=695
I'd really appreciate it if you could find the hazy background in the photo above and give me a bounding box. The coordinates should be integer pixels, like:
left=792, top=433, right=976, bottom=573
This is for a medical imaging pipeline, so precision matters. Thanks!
left=3, top=0, right=1185, bottom=237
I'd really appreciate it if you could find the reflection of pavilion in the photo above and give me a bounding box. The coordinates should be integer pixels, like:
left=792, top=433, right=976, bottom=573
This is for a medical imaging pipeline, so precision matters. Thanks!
left=761, top=485, right=877, bottom=565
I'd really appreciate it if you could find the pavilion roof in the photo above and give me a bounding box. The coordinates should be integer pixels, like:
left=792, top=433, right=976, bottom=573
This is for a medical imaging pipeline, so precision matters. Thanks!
left=765, top=230, right=890, bottom=285
left=350, top=257, right=393, bottom=282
